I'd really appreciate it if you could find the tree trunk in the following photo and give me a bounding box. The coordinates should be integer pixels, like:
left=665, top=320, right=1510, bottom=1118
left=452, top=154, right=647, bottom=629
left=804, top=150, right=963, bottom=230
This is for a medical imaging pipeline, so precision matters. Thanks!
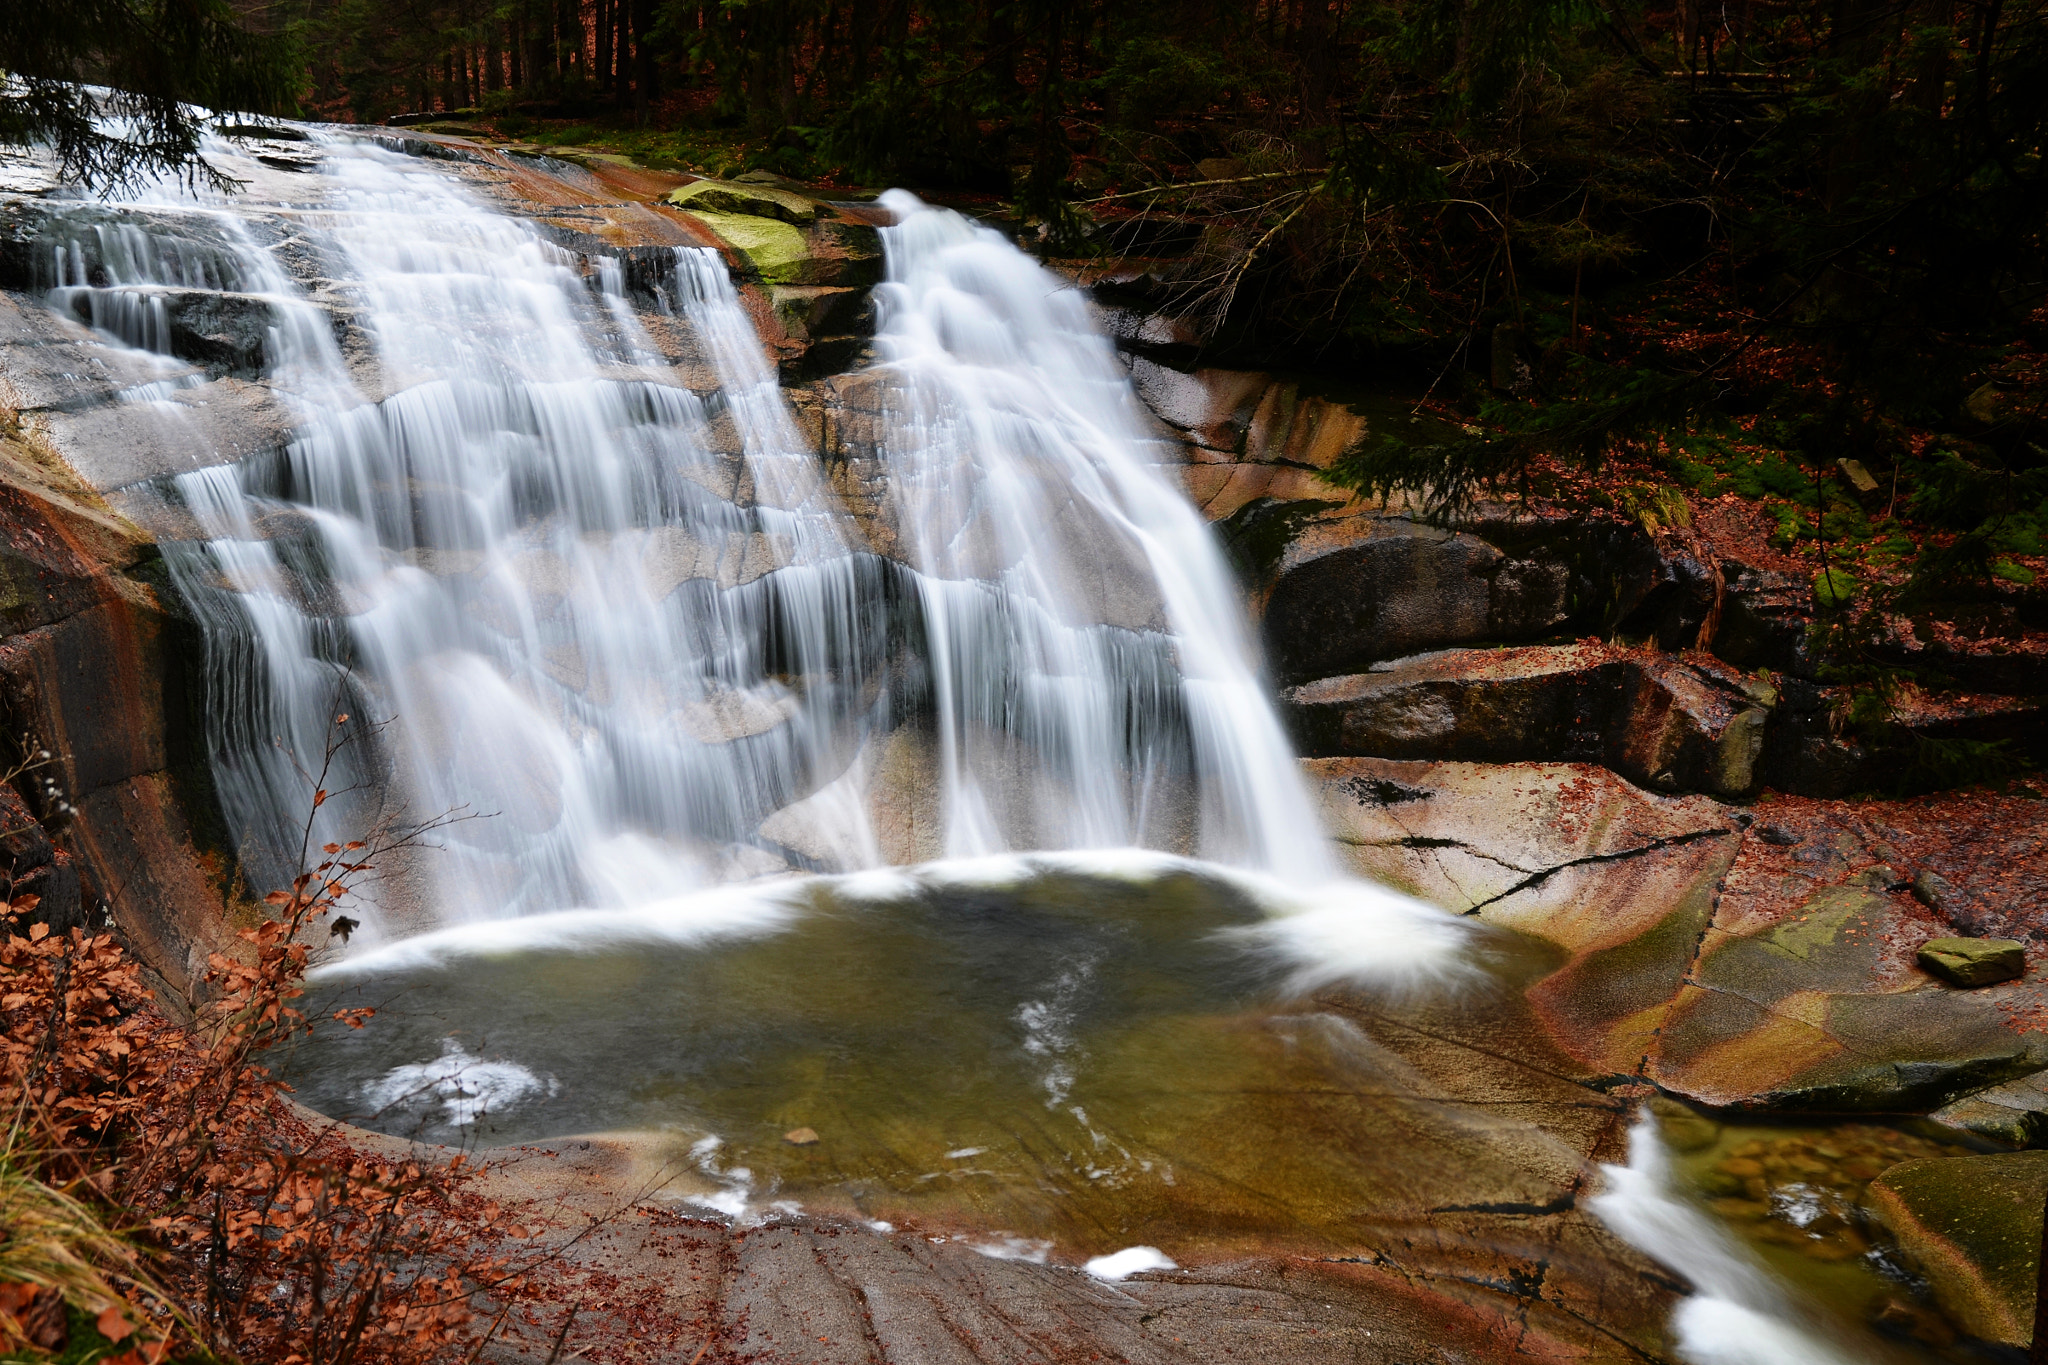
left=524, top=0, right=550, bottom=94
left=1032, top=0, right=1067, bottom=196
left=631, top=0, right=658, bottom=122
left=850, top=0, right=876, bottom=86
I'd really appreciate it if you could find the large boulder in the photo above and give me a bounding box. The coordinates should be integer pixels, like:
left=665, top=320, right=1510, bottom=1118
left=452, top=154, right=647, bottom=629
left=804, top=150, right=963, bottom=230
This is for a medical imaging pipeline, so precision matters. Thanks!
left=1283, top=644, right=1775, bottom=799
left=673, top=202, right=882, bottom=291
left=1867, top=1151, right=2048, bottom=1346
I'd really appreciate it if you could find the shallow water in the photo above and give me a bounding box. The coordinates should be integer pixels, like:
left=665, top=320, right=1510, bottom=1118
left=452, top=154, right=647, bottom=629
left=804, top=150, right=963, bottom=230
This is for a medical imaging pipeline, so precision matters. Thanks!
left=290, top=857, right=1487, bottom=1256
left=1660, top=1113, right=2010, bottom=1364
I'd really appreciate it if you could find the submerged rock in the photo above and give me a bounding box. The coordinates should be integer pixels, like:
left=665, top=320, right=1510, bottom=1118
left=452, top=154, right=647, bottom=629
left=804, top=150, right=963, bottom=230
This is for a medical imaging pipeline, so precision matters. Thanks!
left=1919, top=936, right=2027, bottom=988
left=1867, top=1150, right=2048, bottom=1346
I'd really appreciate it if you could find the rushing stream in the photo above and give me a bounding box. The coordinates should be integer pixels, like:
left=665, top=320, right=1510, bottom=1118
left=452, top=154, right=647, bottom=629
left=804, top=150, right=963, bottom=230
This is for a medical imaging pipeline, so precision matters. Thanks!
left=21, top=126, right=1996, bottom=1362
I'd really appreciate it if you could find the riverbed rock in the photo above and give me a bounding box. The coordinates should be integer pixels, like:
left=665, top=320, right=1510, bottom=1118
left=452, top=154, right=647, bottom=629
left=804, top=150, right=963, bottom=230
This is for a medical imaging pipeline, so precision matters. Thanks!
left=1932, top=1068, right=2048, bottom=1147
left=1307, top=756, right=1739, bottom=1076
left=1309, top=757, right=2048, bottom=1112
left=1651, top=882, right=2040, bottom=1111
left=1867, top=1150, right=2048, bottom=1346
left=1284, top=643, right=1775, bottom=799
left=1920, top=936, right=2028, bottom=988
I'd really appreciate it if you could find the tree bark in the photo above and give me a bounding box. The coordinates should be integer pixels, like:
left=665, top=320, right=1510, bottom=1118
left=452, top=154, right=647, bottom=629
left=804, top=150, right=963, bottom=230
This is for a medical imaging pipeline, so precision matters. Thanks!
left=631, top=0, right=658, bottom=121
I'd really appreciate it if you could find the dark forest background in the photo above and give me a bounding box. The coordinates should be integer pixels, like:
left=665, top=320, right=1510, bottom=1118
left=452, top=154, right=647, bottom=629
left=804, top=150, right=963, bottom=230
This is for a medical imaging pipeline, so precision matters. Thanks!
left=282, top=0, right=2046, bottom=527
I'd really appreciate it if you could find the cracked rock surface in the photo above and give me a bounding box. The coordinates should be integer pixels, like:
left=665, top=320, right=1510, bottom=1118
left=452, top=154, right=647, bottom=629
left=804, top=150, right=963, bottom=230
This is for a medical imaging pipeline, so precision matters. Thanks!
left=1308, top=756, right=2048, bottom=1121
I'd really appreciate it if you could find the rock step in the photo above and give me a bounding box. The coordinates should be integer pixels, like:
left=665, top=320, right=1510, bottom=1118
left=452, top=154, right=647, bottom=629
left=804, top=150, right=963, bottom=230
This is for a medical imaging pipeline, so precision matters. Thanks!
left=1868, top=1150, right=2048, bottom=1347
left=1282, top=642, right=2048, bottom=800
left=1283, top=643, right=1775, bottom=799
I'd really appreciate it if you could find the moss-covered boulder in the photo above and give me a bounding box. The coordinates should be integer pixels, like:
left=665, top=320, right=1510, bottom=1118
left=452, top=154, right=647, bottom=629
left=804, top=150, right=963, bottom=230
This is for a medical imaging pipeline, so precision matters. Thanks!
left=674, top=203, right=883, bottom=291
left=680, top=209, right=812, bottom=283
left=666, top=179, right=818, bottom=225
left=1920, top=936, right=2027, bottom=988
left=1867, top=1151, right=2048, bottom=1345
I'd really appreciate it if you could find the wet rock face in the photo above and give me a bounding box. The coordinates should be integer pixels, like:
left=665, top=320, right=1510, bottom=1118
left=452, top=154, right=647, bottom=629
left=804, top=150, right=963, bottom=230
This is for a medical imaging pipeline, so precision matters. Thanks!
left=0, top=432, right=222, bottom=985
left=1284, top=643, right=1775, bottom=799
left=1311, top=758, right=2048, bottom=1120
left=1210, top=494, right=1725, bottom=684
left=1868, top=1151, right=2048, bottom=1346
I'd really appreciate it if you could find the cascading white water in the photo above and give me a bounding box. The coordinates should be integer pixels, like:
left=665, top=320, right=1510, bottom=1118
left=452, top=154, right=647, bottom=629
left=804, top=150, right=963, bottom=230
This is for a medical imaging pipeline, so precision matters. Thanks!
left=44, top=134, right=1344, bottom=938
left=866, top=192, right=1335, bottom=875
left=1590, top=1114, right=1867, bottom=1365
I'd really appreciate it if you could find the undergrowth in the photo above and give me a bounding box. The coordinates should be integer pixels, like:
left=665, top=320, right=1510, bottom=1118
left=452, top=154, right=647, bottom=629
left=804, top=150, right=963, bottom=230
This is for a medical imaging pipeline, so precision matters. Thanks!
left=0, top=717, right=543, bottom=1365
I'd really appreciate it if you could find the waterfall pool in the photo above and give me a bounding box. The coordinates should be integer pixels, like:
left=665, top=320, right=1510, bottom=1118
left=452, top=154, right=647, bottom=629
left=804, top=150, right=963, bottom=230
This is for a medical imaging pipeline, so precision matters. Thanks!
left=289, top=855, right=1477, bottom=1253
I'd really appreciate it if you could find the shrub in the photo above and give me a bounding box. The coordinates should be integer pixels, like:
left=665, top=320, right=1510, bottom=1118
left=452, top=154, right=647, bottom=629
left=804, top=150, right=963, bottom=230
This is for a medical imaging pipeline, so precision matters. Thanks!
left=0, top=858, right=533, bottom=1364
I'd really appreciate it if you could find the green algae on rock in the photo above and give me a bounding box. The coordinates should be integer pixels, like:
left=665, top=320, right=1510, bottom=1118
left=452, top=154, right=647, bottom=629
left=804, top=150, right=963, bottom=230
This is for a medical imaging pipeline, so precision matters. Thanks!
left=666, top=178, right=818, bottom=225
left=1919, top=936, right=2027, bottom=988
left=1867, top=1150, right=2048, bottom=1346
left=679, top=209, right=812, bottom=283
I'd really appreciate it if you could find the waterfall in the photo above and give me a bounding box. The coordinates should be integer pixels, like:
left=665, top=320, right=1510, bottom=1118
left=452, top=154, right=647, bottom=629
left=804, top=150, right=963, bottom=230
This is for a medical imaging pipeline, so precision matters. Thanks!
left=866, top=191, right=1334, bottom=875
left=42, top=133, right=1340, bottom=941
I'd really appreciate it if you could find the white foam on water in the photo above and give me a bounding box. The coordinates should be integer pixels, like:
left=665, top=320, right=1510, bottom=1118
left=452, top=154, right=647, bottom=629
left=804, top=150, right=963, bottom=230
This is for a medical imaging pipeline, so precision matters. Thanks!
left=312, top=878, right=808, bottom=978
left=310, top=850, right=1474, bottom=995
left=1589, top=1112, right=1867, bottom=1365
left=968, top=1234, right=1053, bottom=1264
left=1083, top=1246, right=1177, bottom=1280
left=1218, top=872, right=1481, bottom=996
left=362, top=1038, right=554, bottom=1127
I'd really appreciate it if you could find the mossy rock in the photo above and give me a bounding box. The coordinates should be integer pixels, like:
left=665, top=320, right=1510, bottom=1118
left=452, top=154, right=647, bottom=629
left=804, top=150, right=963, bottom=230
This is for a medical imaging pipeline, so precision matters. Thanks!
left=1867, top=1150, right=2048, bottom=1345
left=1813, top=566, right=1860, bottom=610
left=1920, top=937, right=2026, bottom=988
left=668, top=179, right=817, bottom=225
left=681, top=210, right=812, bottom=284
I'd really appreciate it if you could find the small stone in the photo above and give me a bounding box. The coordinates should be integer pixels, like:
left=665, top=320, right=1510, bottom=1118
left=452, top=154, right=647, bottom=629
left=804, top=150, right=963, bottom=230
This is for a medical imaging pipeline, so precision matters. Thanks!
left=1756, top=824, right=1803, bottom=846
left=1870, top=1295, right=1956, bottom=1348
left=783, top=1127, right=821, bottom=1145
left=1917, top=937, right=2026, bottom=988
